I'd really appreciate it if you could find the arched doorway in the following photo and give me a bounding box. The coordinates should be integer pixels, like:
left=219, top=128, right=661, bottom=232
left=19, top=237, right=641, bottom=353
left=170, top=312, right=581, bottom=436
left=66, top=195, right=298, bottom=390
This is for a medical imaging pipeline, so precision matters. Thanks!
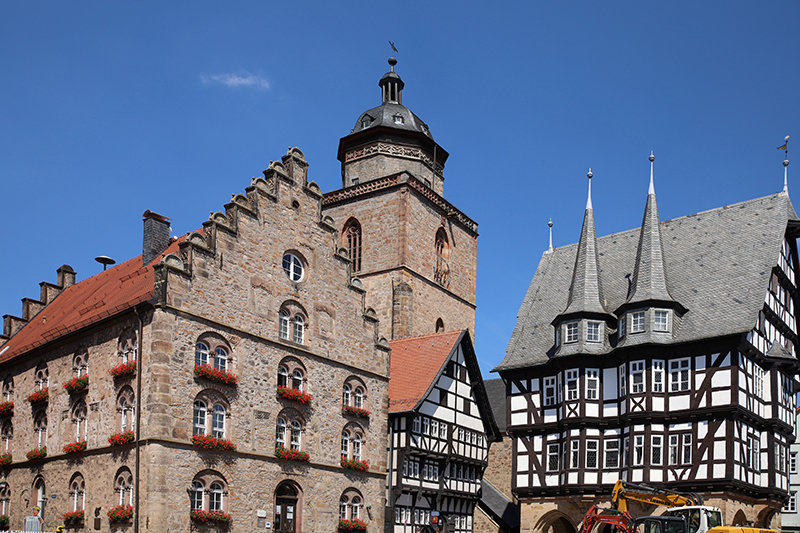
left=274, top=482, right=300, bottom=533
left=551, top=516, right=578, bottom=533
left=756, top=508, right=777, bottom=529
left=731, top=510, right=748, bottom=526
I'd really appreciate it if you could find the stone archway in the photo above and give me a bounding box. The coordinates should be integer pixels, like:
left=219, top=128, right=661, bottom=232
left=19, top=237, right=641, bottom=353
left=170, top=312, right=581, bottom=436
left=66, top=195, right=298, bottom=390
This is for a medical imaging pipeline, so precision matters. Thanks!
left=756, top=507, right=777, bottom=529
left=551, top=516, right=578, bottom=533
left=731, top=510, right=748, bottom=526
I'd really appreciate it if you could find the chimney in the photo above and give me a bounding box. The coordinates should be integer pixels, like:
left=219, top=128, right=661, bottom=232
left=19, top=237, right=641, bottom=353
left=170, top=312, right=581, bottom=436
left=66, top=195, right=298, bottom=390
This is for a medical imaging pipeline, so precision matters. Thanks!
left=57, top=264, right=76, bottom=288
left=142, top=210, right=172, bottom=266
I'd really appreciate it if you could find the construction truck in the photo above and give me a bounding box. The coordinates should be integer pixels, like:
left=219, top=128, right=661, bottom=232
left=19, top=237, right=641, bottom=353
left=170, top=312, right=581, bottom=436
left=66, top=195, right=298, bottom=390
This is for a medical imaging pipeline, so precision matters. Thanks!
left=580, top=504, right=687, bottom=533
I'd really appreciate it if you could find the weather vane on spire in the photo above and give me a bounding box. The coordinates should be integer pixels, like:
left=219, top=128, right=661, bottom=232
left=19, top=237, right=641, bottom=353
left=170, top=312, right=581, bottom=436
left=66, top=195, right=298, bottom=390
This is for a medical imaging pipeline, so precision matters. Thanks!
left=778, top=135, right=790, bottom=195
left=389, top=40, right=398, bottom=54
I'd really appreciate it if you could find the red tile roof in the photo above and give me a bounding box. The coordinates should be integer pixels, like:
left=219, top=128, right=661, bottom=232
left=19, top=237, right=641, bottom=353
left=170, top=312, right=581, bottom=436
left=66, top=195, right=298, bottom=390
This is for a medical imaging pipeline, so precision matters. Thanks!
left=388, top=330, right=464, bottom=413
left=0, top=237, right=185, bottom=364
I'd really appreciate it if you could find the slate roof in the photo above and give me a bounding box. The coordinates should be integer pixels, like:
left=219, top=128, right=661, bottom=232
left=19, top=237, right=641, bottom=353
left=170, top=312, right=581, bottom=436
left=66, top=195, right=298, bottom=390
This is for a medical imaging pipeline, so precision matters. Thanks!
left=0, top=237, right=184, bottom=364
left=496, top=193, right=800, bottom=372
left=351, top=101, right=434, bottom=141
left=388, top=330, right=463, bottom=413
left=483, top=378, right=508, bottom=433
left=479, top=479, right=520, bottom=531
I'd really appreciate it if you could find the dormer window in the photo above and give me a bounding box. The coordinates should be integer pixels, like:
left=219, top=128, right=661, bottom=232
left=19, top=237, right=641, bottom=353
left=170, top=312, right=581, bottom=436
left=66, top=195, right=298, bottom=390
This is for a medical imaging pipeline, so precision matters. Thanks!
left=654, top=310, right=669, bottom=332
left=631, top=311, right=645, bottom=333
left=393, top=114, right=404, bottom=125
left=361, top=118, right=371, bottom=128
left=619, top=315, right=626, bottom=338
left=586, top=322, right=601, bottom=342
left=565, top=322, right=579, bottom=343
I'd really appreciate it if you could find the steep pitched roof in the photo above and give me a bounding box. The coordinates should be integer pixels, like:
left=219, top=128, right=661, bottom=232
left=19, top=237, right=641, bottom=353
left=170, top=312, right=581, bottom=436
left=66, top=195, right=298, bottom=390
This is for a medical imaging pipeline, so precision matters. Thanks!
left=388, top=330, right=463, bottom=413
left=0, top=238, right=184, bottom=364
left=496, top=193, right=799, bottom=372
left=483, top=378, right=508, bottom=433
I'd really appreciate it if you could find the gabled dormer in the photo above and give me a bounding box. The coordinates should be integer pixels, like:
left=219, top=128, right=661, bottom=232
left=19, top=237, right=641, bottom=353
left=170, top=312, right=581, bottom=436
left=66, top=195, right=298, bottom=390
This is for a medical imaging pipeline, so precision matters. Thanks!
left=616, top=154, right=686, bottom=347
left=552, top=171, right=616, bottom=356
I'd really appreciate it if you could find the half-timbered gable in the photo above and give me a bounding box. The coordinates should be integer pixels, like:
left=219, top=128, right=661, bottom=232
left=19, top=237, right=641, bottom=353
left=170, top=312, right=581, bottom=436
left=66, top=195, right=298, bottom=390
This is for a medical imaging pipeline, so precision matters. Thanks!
left=387, top=330, right=500, bottom=533
left=496, top=156, right=800, bottom=532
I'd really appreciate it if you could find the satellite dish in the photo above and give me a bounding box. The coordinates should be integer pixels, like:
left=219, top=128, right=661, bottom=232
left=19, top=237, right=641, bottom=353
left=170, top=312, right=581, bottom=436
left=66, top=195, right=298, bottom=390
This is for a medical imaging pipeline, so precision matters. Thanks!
left=95, top=256, right=116, bottom=271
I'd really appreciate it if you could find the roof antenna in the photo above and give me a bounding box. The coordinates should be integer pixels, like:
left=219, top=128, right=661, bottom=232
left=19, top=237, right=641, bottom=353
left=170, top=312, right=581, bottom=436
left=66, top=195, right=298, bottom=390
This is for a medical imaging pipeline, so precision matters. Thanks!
left=547, top=218, right=554, bottom=253
left=95, top=256, right=116, bottom=271
left=649, top=151, right=656, bottom=195
left=779, top=135, right=790, bottom=195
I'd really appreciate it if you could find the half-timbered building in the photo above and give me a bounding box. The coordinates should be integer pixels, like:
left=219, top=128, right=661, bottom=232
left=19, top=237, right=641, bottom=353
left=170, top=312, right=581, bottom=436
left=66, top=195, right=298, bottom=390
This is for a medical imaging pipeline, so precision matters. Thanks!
left=387, top=330, right=500, bottom=533
left=494, top=156, right=800, bottom=533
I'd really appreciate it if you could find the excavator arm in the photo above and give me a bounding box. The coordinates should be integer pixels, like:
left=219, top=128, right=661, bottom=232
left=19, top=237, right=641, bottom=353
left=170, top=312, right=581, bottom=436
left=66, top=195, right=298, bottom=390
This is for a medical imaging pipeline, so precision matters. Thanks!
left=579, top=505, right=636, bottom=533
left=611, top=480, right=704, bottom=512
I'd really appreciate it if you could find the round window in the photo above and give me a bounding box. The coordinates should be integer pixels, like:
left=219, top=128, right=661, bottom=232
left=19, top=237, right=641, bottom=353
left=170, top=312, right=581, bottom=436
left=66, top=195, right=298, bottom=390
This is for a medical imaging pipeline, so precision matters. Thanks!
left=282, top=253, right=304, bottom=282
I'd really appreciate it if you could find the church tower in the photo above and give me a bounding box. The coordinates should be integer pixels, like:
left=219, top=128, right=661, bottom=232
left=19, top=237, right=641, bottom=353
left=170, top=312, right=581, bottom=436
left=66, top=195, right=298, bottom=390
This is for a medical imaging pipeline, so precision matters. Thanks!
left=323, top=58, right=477, bottom=340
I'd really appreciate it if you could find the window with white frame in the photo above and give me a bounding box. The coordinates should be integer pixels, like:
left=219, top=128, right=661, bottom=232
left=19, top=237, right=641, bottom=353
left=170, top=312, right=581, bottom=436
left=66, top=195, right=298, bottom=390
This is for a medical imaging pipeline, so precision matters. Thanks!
left=2, top=376, right=12, bottom=402
left=669, top=435, right=679, bottom=465
left=619, top=315, right=626, bottom=338
left=587, top=322, right=601, bottom=342
left=586, top=440, right=598, bottom=468
left=340, top=489, right=364, bottom=520
left=682, top=434, right=692, bottom=464
left=670, top=359, right=690, bottom=391
left=791, top=452, right=798, bottom=474
left=413, top=417, right=421, bottom=434
left=605, top=439, right=620, bottom=468
left=190, top=474, right=228, bottom=512
left=192, top=394, right=228, bottom=439
left=69, top=474, right=85, bottom=513
left=586, top=369, right=599, bottom=399
left=547, top=442, right=559, bottom=471
left=652, top=360, right=664, bottom=392
left=619, top=364, right=627, bottom=396
left=652, top=435, right=663, bottom=465
left=118, top=328, right=137, bottom=364
left=754, top=364, right=765, bottom=399
left=566, top=322, right=579, bottom=343
left=785, top=492, right=797, bottom=513
left=71, top=400, right=88, bottom=442
left=114, top=469, right=133, bottom=507
left=654, top=310, right=669, bottom=331
left=282, top=252, right=305, bottom=282
left=278, top=303, right=307, bottom=344
left=277, top=359, right=306, bottom=391
left=34, top=364, right=48, bottom=391
left=633, top=435, right=644, bottom=466
left=0, top=482, right=10, bottom=516
left=34, top=411, right=47, bottom=449
left=566, top=369, right=579, bottom=401
left=73, top=347, right=89, bottom=377
left=341, top=426, right=364, bottom=462
left=631, top=361, right=645, bottom=393
left=632, top=311, right=645, bottom=333
left=195, top=335, right=231, bottom=371
left=571, top=440, right=580, bottom=469
left=1, top=421, right=11, bottom=454
left=623, top=437, right=629, bottom=467
left=544, top=377, right=556, bottom=406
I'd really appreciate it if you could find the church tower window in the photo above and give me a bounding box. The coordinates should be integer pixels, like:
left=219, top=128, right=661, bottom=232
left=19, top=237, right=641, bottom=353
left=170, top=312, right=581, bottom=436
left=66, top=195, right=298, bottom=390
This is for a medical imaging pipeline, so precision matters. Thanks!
left=434, top=228, right=450, bottom=287
left=343, top=219, right=362, bottom=273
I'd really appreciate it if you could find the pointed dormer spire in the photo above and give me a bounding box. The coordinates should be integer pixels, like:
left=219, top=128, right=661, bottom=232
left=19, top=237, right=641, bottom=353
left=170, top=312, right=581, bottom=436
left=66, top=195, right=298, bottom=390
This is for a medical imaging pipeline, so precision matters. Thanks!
left=547, top=218, right=554, bottom=253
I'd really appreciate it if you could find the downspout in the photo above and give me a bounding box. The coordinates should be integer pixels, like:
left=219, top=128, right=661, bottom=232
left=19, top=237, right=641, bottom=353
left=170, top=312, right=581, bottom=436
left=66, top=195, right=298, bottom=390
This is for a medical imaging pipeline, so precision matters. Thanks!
left=133, top=306, right=144, bottom=533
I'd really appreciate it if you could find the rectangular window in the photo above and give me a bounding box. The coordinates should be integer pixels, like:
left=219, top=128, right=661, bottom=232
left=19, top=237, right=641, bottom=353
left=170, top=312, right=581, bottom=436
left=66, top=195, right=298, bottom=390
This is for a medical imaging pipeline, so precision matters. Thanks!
left=619, top=364, right=627, bottom=396
left=670, top=359, right=690, bottom=391
left=785, top=492, right=797, bottom=513
left=632, top=311, right=645, bottom=332
left=586, top=440, right=598, bottom=468
left=605, top=439, right=620, bottom=468
left=566, top=369, right=579, bottom=400
left=623, top=437, right=629, bottom=467
left=413, top=417, right=421, bottom=433
left=652, top=435, right=663, bottom=465
left=422, top=417, right=430, bottom=435
left=566, top=322, right=579, bottom=343
left=439, top=422, right=448, bottom=439
left=586, top=369, right=599, bottom=400
left=619, top=315, right=626, bottom=338
left=654, top=310, right=669, bottom=331
left=791, top=452, right=798, bottom=474
left=547, top=443, right=560, bottom=471
left=652, top=360, right=664, bottom=393
left=682, top=434, right=692, bottom=464
left=544, top=377, right=557, bottom=406
left=669, top=435, right=679, bottom=465
left=587, top=322, right=601, bottom=342
left=571, top=440, right=580, bottom=469
left=431, top=420, right=439, bottom=438
left=634, top=435, right=644, bottom=466
left=754, top=364, right=764, bottom=398
left=631, top=360, right=645, bottom=393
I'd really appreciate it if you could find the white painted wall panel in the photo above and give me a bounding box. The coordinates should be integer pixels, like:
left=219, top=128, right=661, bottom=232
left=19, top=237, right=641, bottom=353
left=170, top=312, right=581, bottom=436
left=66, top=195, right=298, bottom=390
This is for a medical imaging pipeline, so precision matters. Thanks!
left=669, top=395, right=690, bottom=411
left=632, top=470, right=642, bottom=482
left=517, top=454, right=529, bottom=471
left=711, top=369, right=731, bottom=388
left=516, top=474, right=528, bottom=487
left=544, top=410, right=557, bottom=424
left=587, top=403, right=599, bottom=417
left=585, top=472, right=598, bottom=484
left=511, top=412, right=526, bottom=426
left=651, top=469, right=663, bottom=482
left=697, top=464, right=707, bottom=479
left=653, top=397, right=664, bottom=411
left=546, top=474, right=559, bottom=485
left=568, top=472, right=578, bottom=484
left=510, top=395, right=526, bottom=411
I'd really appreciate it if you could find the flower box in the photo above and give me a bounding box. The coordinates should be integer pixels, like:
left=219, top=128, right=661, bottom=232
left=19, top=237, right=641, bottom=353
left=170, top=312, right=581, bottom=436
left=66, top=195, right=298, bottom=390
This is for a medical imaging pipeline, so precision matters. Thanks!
left=274, top=445, right=309, bottom=462
left=63, top=510, right=84, bottom=524
left=277, top=385, right=312, bottom=405
left=62, top=441, right=87, bottom=454
left=194, top=364, right=238, bottom=386
left=108, top=504, right=133, bottom=523
left=191, top=434, right=236, bottom=451
left=109, top=360, right=137, bottom=379
left=339, top=518, right=368, bottom=530
left=0, top=515, right=8, bottom=530
left=0, top=454, right=11, bottom=466
left=190, top=510, right=232, bottom=523
left=108, top=431, right=135, bottom=447
left=26, top=447, right=46, bottom=460
left=27, top=389, right=48, bottom=404
left=341, top=458, right=370, bottom=471
left=342, top=404, right=370, bottom=418
left=0, top=401, right=13, bottom=416
left=63, top=375, right=89, bottom=394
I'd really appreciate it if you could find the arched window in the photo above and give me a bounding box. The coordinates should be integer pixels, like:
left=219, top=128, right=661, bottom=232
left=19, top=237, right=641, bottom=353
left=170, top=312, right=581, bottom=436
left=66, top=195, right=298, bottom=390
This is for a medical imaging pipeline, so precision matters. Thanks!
left=195, top=334, right=232, bottom=372
left=34, top=478, right=46, bottom=520
left=69, top=474, right=85, bottom=512
left=73, top=347, right=89, bottom=377
left=278, top=366, right=289, bottom=388
left=339, top=488, right=364, bottom=521
left=276, top=410, right=304, bottom=451
left=213, top=347, right=228, bottom=371
left=192, top=393, right=229, bottom=439
left=353, top=434, right=362, bottom=461
left=290, top=421, right=302, bottom=450
left=279, top=310, right=290, bottom=340
left=1, top=420, right=11, bottom=453
left=34, top=411, right=47, bottom=449
left=117, top=387, right=135, bottom=433
left=195, top=342, right=209, bottom=367
left=190, top=472, right=227, bottom=512
left=341, top=425, right=365, bottom=461
left=343, top=218, right=363, bottom=273
left=354, top=387, right=364, bottom=409
left=71, top=400, right=88, bottom=442
left=2, top=376, right=13, bottom=402
left=278, top=302, right=308, bottom=345
left=0, top=482, right=10, bottom=516
left=342, top=384, right=351, bottom=406
left=34, top=364, right=48, bottom=391
left=293, top=316, right=305, bottom=344
left=292, top=370, right=303, bottom=392
left=118, top=327, right=137, bottom=363
left=341, top=431, right=349, bottom=459
left=434, top=227, right=450, bottom=288
left=276, top=417, right=287, bottom=448
left=342, top=377, right=367, bottom=411
left=278, top=358, right=306, bottom=392
left=436, top=318, right=445, bottom=333
left=115, top=469, right=133, bottom=507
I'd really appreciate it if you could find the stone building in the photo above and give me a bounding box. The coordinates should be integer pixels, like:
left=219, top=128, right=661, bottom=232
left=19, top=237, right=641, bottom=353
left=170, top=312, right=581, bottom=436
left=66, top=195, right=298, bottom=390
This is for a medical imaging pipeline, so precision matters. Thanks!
left=0, top=58, right=487, bottom=533
left=494, top=158, right=799, bottom=533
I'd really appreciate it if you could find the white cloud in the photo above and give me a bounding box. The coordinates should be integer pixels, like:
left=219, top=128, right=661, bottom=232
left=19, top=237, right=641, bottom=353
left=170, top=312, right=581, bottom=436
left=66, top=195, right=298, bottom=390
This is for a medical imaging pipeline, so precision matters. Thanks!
left=200, top=72, right=270, bottom=90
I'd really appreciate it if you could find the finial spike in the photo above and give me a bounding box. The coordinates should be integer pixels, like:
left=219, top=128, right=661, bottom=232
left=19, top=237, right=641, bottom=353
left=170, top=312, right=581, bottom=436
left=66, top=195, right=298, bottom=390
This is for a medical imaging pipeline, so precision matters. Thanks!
left=586, top=168, right=593, bottom=210
left=780, top=135, right=790, bottom=195
left=548, top=218, right=554, bottom=253
left=649, top=151, right=656, bottom=196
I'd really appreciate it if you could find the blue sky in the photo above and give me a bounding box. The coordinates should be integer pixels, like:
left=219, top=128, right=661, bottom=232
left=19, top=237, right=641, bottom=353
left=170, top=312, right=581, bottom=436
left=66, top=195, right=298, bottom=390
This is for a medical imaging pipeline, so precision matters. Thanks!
left=1, top=2, right=798, bottom=378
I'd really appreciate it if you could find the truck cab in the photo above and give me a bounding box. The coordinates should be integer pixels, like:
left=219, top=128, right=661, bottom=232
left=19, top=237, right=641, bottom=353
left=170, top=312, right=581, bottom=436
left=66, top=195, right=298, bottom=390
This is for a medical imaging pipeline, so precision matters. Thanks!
left=665, top=506, right=723, bottom=533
